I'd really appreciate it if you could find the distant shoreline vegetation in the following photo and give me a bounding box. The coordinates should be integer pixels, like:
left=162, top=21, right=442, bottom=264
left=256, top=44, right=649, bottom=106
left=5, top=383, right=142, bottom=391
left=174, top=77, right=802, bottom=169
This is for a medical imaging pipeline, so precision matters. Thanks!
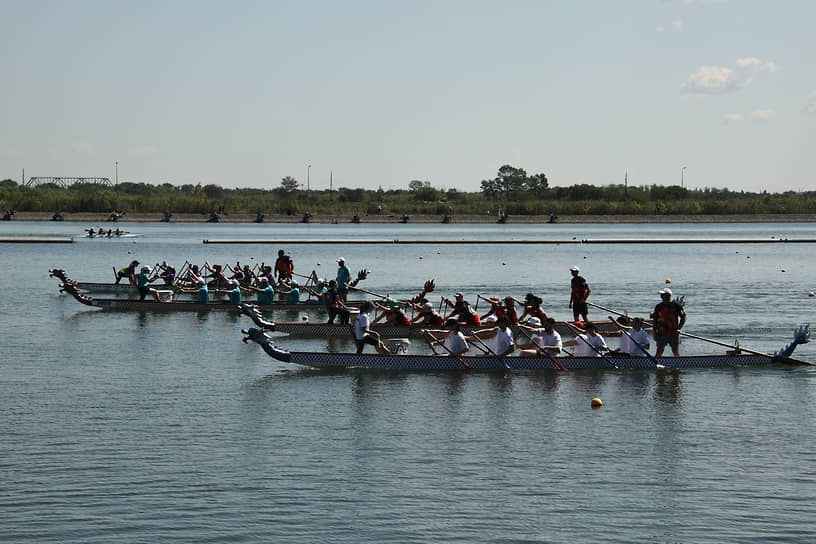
left=2, top=165, right=815, bottom=216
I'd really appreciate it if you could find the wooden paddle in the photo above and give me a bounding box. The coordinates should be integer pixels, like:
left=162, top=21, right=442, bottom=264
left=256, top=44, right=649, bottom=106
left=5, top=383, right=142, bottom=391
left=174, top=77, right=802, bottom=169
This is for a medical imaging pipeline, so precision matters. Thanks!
left=608, top=316, right=661, bottom=368
left=424, top=330, right=471, bottom=369
left=516, top=325, right=567, bottom=371
left=590, top=301, right=812, bottom=365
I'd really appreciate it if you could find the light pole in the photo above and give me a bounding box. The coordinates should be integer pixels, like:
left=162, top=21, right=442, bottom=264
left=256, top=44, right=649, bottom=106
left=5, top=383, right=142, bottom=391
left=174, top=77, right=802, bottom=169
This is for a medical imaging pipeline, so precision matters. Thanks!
left=115, top=161, right=119, bottom=185
left=681, top=165, right=686, bottom=187
left=307, top=164, right=311, bottom=211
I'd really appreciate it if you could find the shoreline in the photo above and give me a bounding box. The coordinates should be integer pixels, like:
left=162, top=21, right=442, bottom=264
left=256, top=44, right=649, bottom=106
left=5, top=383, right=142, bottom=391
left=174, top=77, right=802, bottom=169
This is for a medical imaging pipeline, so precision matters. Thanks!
left=8, top=212, right=816, bottom=224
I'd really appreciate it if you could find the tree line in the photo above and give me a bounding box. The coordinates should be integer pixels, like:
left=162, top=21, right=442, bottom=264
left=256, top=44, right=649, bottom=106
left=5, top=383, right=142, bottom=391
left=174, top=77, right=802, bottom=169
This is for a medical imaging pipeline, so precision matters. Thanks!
left=2, top=165, right=815, bottom=217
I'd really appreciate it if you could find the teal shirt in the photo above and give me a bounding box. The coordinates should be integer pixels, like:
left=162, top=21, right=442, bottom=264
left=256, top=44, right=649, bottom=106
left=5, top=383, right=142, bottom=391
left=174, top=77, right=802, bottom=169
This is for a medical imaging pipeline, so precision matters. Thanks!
left=197, top=284, right=209, bottom=304
left=285, top=288, right=300, bottom=305
left=137, top=272, right=149, bottom=288
left=227, top=287, right=242, bottom=304
left=258, top=285, right=275, bottom=304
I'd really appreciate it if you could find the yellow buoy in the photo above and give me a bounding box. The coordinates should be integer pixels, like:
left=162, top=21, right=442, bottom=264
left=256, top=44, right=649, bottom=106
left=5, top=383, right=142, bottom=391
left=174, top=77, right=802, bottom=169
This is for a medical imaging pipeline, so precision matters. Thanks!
left=808, top=292, right=814, bottom=297
left=132, top=240, right=137, bottom=244
left=591, top=398, right=603, bottom=408
left=665, top=278, right=671, bottom=284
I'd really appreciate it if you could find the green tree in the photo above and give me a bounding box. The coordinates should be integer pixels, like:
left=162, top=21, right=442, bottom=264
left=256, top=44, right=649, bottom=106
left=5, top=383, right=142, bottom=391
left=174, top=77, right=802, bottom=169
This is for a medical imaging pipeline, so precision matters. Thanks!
left=280, top=176, right=300, bottom=194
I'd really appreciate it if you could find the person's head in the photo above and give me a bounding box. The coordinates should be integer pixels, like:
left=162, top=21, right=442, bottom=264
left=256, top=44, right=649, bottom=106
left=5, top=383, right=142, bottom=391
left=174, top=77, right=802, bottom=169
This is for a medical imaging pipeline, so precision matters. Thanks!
left=259, top=277, right=269, bottom=285
left=454, top=292, right=464, bottom=300
left=141, top=266, right=151, bottom=274
left=328, top=279, right=337, bottom=288
left=504, top=296, right=515, bottom=306
left=131, top=260, right=139, bottom=267
left=585, top=322, right=597, bottom=335
left=197, top=277, right=206, bottom=285
left=228, top=279, right=239, bottom=288
left=336, top=257, right=345, bottom=265
left=632, top=317, right=644, bottom=330
left=421, top=302, right=434, bottom=314
left=497, top=315, right=509, bottom=329
left=527, top=317, right=541, bottom=328
left=361, top=301, right=374, bottom=313
left=444, top=317, right=460, bottom=330
left=659, top=287, right=672, bottom=300
left=524, top=292, right=535, bottom=301
left=570, top=266, right=580, bottom=276
left=484, top=315, right=498, bottom=326
left=290, top=280, right=298, bottom=288
left=278, top=249, right=285, bottom=257
left=544, top=317, right=556, bottom=331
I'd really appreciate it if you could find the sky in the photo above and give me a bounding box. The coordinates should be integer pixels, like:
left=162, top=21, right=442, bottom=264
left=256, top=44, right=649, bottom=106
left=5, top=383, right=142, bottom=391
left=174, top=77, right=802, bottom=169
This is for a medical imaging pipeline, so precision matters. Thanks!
left=1, top=0, right=814, bottom=193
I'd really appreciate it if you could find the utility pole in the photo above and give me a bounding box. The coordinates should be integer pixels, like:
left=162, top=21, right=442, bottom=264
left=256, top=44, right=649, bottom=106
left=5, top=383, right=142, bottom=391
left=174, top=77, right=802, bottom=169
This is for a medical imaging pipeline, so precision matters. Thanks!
left=681, top=165, right=686, bottom=187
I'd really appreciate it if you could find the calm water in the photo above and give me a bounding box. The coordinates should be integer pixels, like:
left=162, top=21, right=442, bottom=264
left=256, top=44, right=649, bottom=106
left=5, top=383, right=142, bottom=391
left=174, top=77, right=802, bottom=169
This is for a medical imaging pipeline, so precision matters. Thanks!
left=2, top=221, right=816, bottom=543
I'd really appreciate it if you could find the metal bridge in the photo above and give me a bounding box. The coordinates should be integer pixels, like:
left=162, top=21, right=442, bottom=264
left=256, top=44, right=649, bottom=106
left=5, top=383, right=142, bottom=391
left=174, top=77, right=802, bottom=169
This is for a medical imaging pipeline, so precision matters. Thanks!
left=26, top=177, right=112, bottom=188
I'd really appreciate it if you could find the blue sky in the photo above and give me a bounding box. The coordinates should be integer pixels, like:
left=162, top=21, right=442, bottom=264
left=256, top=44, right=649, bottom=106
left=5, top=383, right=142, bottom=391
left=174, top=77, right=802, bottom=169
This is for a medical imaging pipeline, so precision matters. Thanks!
left=1, top=0, right=814, bottom=193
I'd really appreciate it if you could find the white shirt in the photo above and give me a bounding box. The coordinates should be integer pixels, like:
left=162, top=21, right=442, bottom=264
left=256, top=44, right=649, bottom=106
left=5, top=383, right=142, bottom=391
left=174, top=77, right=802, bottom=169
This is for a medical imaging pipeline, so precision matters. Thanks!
left=620, top=329, right=650, bottom=356
left=354, top=311, right=370, bottom=340
left=533, top=329, right=562, bottom=356
left=574, top=333, right=607, bottom=357
left=494, top=327, right=514, bottom=355
left=443, top=331, right=468, bottom=356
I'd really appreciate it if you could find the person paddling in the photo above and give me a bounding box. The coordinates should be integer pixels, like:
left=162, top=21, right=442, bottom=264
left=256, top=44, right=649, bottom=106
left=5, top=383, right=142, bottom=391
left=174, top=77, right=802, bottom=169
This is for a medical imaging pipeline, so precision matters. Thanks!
left=518, top=317, right=563, bottom=357
left=442, top=292, right=481, bottom=326
left=424, top=318, right=469, bottom=357
left=564, top=322, right=607, bottom=357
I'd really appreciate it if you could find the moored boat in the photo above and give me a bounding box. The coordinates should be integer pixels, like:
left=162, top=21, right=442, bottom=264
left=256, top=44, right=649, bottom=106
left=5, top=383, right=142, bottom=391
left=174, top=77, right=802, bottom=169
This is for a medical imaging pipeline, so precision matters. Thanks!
left=240, top=325, right=811, bottom=371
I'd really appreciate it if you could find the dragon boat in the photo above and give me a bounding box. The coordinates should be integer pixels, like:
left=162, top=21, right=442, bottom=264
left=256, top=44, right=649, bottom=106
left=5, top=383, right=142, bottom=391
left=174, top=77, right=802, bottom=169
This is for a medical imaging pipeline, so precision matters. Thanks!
left=238, top=303, right=627, bottom=338
left=240, top=324, right=811, bottom=371
left=55, top=280, right=363, bottom=313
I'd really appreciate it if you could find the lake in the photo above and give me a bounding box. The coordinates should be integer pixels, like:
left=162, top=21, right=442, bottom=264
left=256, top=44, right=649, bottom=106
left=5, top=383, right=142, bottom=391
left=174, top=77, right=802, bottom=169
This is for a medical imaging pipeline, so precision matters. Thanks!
left=2, top=221, right=815, bottom=543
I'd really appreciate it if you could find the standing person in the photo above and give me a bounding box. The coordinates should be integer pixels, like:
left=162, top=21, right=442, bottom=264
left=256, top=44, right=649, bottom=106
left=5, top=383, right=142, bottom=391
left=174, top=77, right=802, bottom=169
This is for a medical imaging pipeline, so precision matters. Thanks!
left=564, top=322, right=608, bottom=357
left=569, top=266, right=591, bottom=323
left=274, top=250, right=294, bottom=282
left=442, top=292, right=482, bottom=326
left=518, top=317, right=563, bottom=357
left=353, top=301, right=390, bottom=355
left=115, top=260, right=140, bottom=285
left=335, top=257, right=351, bottom=303
left=652, top=288, right=686, bottom=356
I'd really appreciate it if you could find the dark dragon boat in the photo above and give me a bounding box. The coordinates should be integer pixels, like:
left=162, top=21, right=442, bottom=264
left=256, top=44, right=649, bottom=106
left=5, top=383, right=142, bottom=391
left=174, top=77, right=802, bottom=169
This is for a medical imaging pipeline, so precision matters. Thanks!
left=240, top=323, right=811, bottom=371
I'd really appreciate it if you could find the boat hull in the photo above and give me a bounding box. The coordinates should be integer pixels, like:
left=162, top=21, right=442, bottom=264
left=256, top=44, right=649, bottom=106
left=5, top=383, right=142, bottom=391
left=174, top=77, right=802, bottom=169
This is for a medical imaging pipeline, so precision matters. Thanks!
left=70, top=297, right=337, bottom=312
left=254, top=350, right=793, bottom=370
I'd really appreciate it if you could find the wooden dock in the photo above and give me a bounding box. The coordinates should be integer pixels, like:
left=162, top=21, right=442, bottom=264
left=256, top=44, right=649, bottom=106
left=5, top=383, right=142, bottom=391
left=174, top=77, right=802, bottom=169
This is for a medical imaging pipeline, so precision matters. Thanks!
left=203, top=238, right=816, bottom=244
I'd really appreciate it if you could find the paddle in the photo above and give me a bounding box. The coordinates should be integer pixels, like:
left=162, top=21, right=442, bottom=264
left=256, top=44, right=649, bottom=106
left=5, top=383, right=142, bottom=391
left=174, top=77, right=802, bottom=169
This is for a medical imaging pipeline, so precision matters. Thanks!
left=566, top=322, right=618, bottom=369
left=608, top=316, right=661, bottom=368
left=424, top=330, right=471, bottom=369
left=516, top=325, right=567, bottom=371
left=348, top=284, right=389, bottom=300
left=590, top=301, right=812, bottom=365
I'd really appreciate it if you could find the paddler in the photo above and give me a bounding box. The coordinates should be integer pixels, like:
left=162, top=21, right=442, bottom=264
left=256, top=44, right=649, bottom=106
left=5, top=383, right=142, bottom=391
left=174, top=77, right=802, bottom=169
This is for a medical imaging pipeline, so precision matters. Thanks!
left=115, top=259, right=140, bottom=285
left=564, top=322, right=608, bottom=357
left=178, top=277, right=209, bottom=303
left=410, top=300, right=444, bottom=328
left=424, top=318, right=469, bottom=357
left=136, top=265, right=161, bottom=301
left=442, top=292, right=481, bottom=326
left=214, top=279, right=242, bottom=304
left=472, top=315, right=515, bottom=357
left=519, top=293, right=548, bottom=324
left=568, top=266, right=591, bottom=323
left=372, top=299, right=411, bottom=326
left=518, top=317, right=562, bottom=357
left=243, top=276, right=276, bottom=304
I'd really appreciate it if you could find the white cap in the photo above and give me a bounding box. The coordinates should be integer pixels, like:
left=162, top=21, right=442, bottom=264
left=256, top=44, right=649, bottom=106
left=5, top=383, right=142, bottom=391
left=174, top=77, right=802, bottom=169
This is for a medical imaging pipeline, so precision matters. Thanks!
left=659, top=287, right=672, bottom=296
left=197, top=277, right=206, bottom=285
left=228, top=280, right=239, bottom=287
left=570, top=266, right=580, bottom=272
left=484, top=315, right=498, bottom=323
left=141, top=266, right=151, bottom=273
left=336, top=257, right=345, bottom=263
left=527, top=317, right=541, bottom=326
left=421, top=302, right=434, bottom=313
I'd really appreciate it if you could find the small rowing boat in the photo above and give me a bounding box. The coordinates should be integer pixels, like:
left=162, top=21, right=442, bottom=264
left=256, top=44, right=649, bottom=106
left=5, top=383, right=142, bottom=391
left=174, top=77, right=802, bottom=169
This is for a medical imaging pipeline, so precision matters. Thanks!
left=55, top=280, right=363, bottom=313
left=240, top=325, right=811, bottom=371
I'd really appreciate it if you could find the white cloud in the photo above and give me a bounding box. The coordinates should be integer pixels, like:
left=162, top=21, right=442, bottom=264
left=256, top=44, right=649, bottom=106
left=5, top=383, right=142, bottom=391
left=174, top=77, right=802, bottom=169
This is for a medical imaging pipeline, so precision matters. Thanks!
left=681, top=57, right=777, bottom=94
left=804, top=91, right=816, bottom=115
left=723, top=113, right=743, bottom=123
left=671, top=20, right=683, bottom=31
left=72, top=142, right=95, bottom=154
left=750, top=109, right=776, bottom=120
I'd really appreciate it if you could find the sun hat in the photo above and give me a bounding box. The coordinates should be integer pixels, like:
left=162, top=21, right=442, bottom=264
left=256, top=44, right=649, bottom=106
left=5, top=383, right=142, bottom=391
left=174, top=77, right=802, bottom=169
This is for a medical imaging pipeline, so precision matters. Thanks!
left=527, top=317, right=541, bottom=327
left=659, top=287, right=673, bottom=296
left=336, top=257, right=345, bottom=263
left=454, top=292, right=464, bottom=298
left=570, top=266, right=580, bottom=272
left=484, top=315, right=498, bottom=323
